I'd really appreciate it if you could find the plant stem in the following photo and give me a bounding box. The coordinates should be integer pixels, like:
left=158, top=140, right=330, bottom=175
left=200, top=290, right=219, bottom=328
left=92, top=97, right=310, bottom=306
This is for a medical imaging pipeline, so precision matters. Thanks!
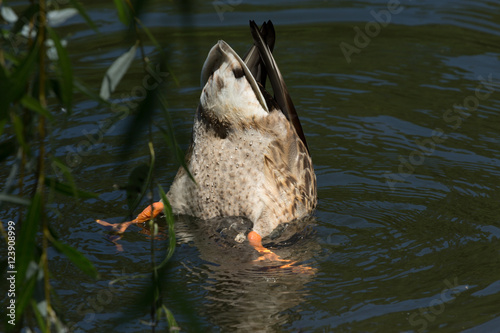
left=37, top=0, right=51, bottom=330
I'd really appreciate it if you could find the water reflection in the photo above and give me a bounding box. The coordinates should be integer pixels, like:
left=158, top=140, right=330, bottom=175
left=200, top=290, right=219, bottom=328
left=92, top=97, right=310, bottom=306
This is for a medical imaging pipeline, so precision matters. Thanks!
left=174, top=216, right=320, bottom=331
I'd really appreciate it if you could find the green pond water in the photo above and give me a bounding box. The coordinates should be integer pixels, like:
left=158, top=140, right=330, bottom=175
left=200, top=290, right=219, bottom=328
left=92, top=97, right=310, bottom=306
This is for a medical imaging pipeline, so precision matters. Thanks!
left=1, top=0, right=500, bottom=332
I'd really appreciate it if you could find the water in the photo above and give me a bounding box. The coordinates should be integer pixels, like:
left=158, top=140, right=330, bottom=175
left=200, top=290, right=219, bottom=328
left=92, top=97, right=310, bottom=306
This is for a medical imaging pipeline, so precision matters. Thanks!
left=2, top=0, right=500, bottom=332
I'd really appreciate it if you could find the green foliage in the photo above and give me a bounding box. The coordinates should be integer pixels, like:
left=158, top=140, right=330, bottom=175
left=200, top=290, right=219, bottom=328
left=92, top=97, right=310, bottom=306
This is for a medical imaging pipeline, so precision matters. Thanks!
left=45, top=177, right=99, bottom=199
left=49, top=234, right=99, bottom=279
left=113, top=0, right=132, bottom=26
left=1, top=0, right=190, bottom=331
left=0, top=42, right=39, bottom=120
left=158, top=185, right=177, bottom=267
left=67, top=0, right=98, bottom=32
left=125, top=161, right=153, bottom=216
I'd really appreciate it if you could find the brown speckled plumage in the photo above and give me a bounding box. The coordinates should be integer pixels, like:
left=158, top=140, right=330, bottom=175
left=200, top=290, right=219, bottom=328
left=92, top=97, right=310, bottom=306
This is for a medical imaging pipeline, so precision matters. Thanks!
left=166, top=21, right=316, bottom=238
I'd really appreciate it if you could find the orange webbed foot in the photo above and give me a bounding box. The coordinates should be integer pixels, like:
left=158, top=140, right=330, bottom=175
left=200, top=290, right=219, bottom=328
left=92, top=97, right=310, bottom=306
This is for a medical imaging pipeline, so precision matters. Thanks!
left=248, top=231, right=289, bottom=263
left=247, top=231, right=317, bottom=274
left=96, top=219, right=137, bottom=234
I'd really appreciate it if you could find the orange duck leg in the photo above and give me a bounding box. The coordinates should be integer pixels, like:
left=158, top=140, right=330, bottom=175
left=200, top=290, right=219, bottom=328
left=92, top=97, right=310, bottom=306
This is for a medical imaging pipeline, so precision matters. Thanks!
left=96, top=202, right=164, bottom=234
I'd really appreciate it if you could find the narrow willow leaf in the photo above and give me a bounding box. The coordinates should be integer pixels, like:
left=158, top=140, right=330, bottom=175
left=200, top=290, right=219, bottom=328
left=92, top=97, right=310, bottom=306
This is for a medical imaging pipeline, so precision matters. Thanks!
left=49, top=157, right=93, bottom=202
left=113, top=0, right=131, bottom=26
left=20, top=95, right=54, bottom=120
left=47, top=8, right=78, bottom=27
left=11, top=113, right=28, bottom=152
left=2, top=53, right=22, bottom=69
left=1, top=155, right=22, bottom=207
left=0, top=223, right=7, bottom=243
left=67, top=0, right=99, bottom=32
left=31, top=299, right=48, bottom=333
left=50, top=158, right=73, bottom=181
left=47, top=27, right=73, bottom=114
left=74, top=77, right=111, bottom=106
left=0, top=193, right=30, bottom=206
left=125, top=163, right=152, bottom=215
left=1, top=6, right=18, bottom=23
left=157, top=185, right=176, bottom=269
left=50, top=237, right=98, bottom=278
left=121, top=88, right=156, bottom=158
left=45, top=177, right=99, bottom=199
left=161, top=305, right=180, bottom=332
left=16, top=268, right=37, bottom=321
left=100, top=43, right=138, bottom=100
left=0, top=60, right=9, bottom=79
left=0, top=42, right=39, bottom=121
left=136, top=19, right=161, bottom=51
left=17, top=194, right=41, bottom=296
left=158, top=96, right=194, bottom=182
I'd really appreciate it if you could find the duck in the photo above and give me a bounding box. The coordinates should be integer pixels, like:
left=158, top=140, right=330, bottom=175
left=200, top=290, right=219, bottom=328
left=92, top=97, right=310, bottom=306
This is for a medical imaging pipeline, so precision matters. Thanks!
left=97, top=20, right=317, bottom=260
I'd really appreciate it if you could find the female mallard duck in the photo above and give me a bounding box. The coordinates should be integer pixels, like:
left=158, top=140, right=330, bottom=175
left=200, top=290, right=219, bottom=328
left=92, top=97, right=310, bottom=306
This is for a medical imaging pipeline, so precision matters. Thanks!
left=98, top=21, right=317, bottom=259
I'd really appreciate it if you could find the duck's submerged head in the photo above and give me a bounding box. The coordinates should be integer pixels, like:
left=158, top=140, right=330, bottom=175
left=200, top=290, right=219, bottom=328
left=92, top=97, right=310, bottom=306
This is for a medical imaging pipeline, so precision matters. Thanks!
left=199, top=40, right=269, bottom=131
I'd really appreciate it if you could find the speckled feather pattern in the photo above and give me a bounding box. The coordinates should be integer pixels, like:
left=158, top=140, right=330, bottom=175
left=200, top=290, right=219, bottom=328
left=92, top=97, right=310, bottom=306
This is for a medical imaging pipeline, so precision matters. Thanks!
left=167, top=107, right=316, bottom=237
left=166, top=37, right=317, bottom=238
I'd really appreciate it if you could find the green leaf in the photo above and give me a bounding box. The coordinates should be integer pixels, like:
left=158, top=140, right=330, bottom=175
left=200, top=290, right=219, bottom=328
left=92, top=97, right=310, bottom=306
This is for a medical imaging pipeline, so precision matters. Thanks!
left=16, top=267, right=37, bottom=322
left=136, top=19, right=161, bottom=51
left=121, top=87, right=156, bottom=158
left=20, top=95, right=54, bottom=120
left=47, top=26, right=73, bottom=115
left=50, top=237, right=98, bottom=278
left=74, top=77, right=111, bottom=106
left=113, top=0, right=131, bottom=26
left=161, top=305, right=180, bottom=332
left=0, top=42, right=39, bottom=121
left=99, top=43, right=138, bottom=100
left=50, top=157, right=73, bottom=182
left=0, top=193, right=30, bottom=206
left=125, top=162, right=153, bottom=216
left=68, top=0, right=99, bottom=32
left=158, top=96, right=194, bottom=182
left=49, top=157, right=96, bottom=205
left=157, top=185, right=176, bottom=269
left=0, top=57, right=10, bottom=79
left=31, top=299, right=48, bottom=333
left=2, top=50, right=22, bottom=68
left=45, top=177, right=99, bottom=199
left=11, top=113, right=28, bottom=153
left=17, top=194, right=41, bottom=296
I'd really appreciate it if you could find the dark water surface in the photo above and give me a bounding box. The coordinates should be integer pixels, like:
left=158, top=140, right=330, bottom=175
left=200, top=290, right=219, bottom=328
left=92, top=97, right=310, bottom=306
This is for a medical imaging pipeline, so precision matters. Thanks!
left=2, top=0, right=500, bottom=332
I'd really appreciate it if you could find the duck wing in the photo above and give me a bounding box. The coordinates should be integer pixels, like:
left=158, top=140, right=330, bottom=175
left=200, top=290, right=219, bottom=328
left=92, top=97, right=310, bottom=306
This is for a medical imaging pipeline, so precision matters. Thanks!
left=249, top=20, right=310, bottom=154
